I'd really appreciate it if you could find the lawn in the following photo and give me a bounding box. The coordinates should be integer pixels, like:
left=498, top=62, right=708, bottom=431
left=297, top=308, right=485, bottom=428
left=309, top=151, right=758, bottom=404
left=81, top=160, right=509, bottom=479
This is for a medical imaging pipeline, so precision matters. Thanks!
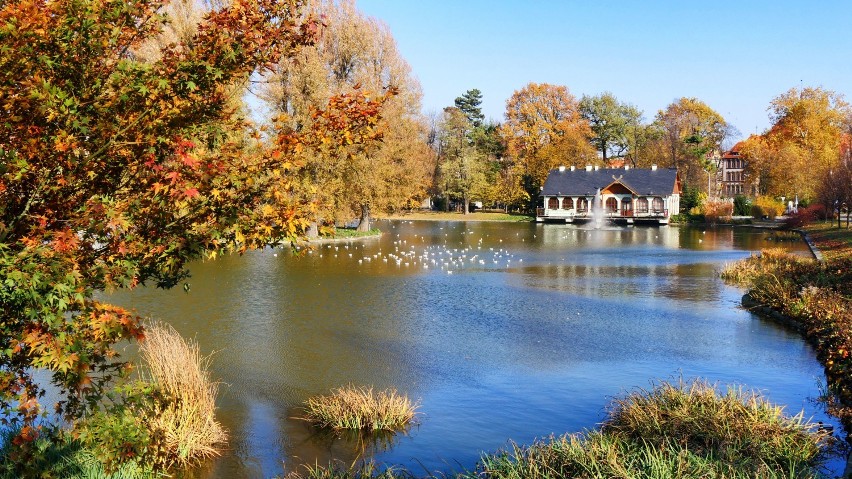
left=804, top=222, right=852, bottom=261
left=379, top=210, right=533, bottom=222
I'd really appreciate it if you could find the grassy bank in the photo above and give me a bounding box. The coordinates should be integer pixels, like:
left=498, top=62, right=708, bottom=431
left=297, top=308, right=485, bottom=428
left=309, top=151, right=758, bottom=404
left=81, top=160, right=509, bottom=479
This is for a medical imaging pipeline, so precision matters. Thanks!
left=804, top=223, right=852, bottom=261
left=378, top=211, right=533, bottom=222
left=722, top=237, right=852, bottom=429
left=323, top=227, right=383, bottom=239
left=284, top=381, right=829, bottom=479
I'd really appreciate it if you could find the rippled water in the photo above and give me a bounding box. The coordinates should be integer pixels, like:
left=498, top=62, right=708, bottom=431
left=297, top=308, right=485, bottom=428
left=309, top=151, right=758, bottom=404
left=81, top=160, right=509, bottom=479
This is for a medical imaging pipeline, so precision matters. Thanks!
left=107, top=221, right=839, bottom=478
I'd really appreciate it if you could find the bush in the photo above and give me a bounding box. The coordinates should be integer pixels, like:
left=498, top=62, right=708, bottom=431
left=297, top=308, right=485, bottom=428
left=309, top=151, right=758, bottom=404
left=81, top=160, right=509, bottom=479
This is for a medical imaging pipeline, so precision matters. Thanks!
left=680, top=184, right=703, bottom=214
left=733, top=194, right=751, bottom=216
left=751, top=196, right=784, bottom=219
left=782, top=204, right=826, bottom=229
left=703, top=198, right=734, bottom=224
left=0, top=427, right=156, bottom=479
left=302, top=386, right=418, bottom=432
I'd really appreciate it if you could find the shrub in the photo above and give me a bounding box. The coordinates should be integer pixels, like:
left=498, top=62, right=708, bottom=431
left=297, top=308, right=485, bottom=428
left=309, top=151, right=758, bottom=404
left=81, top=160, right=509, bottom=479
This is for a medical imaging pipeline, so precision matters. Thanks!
left=782, top=204, right=826, bottom=229
left=302, top=386, right=418, bottom=432
left=703, top=198, right=733, bottom=224
left=751, top=196, right=784, bottom=219
left=680, top=184, right=703, bottom=214
left=733, top=194, right=751, bottom=216
left=0, top=427, right=156, bottom=479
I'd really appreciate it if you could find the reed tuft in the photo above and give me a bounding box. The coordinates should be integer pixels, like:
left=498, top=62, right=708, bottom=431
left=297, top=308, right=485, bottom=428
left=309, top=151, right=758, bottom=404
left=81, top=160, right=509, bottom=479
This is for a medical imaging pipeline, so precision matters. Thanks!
left=139, top=321, right=227, bottom=468
left=302, top=385, right=418, bottom=432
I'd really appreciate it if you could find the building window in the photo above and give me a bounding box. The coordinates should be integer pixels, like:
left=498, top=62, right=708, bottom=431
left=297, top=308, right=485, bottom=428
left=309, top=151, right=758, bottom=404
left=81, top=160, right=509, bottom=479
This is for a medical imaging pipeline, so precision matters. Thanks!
left=605, top=197, right=617, bottom=214
left=577, top=198, right=588, bottom=212
left=636, top=197, right=648, bottom=213
left=548, top=197, right=559, bottom=210
left=652, top=197, right=664, bottom=213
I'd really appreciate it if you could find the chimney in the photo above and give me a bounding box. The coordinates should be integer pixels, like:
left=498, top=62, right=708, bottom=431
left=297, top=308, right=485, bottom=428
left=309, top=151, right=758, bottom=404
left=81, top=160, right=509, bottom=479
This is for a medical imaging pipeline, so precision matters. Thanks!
left=558, top=165, right=566, bottom=172
left=585, top=165, right=592, bottom=171
left=570, top=165, right=576, bottom=171
left=651, top=164, right=658, bottom=171
left=624, top=164, right=630, bottom=171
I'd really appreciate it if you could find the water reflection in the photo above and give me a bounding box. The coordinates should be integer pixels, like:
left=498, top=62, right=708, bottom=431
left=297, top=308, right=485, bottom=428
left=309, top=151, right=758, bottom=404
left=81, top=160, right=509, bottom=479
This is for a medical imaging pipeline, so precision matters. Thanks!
left=106, top=222, right=836, bottom=478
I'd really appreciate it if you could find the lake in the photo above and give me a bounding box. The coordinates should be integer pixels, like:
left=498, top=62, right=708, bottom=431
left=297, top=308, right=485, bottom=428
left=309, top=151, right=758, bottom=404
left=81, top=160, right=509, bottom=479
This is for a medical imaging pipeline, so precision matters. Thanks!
left=107, top=220, right=839, bottom=478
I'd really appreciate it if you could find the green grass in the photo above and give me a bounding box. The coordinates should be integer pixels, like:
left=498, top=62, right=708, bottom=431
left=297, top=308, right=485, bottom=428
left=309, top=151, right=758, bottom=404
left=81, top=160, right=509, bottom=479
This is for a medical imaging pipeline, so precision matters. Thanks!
left=326, top=227, right=383, bottom=239
left=380, top=211, right=533, bottom=222
left=0, top=428, right=156, bottom=479
left=302, top=385, right=419, bottom=432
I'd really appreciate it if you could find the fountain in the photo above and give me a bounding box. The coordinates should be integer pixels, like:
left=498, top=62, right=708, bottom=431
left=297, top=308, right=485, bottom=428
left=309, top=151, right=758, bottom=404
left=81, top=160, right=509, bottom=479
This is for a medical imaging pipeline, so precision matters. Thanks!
left=592, top=187, right=604, bottom=229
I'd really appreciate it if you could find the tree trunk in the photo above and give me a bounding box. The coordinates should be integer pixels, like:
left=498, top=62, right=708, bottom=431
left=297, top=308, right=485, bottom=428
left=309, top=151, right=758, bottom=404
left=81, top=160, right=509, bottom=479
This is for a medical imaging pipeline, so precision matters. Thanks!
left=357, top=204, right=371, bottom=232
left=306, top=221, right=319, bottom=239
left=463, top=194, right=469, bottom=215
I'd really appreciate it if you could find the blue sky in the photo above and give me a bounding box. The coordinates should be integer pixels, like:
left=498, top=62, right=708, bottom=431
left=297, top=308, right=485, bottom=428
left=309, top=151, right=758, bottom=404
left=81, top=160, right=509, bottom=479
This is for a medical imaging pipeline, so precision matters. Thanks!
left=357, top=0, right=852, bottom=141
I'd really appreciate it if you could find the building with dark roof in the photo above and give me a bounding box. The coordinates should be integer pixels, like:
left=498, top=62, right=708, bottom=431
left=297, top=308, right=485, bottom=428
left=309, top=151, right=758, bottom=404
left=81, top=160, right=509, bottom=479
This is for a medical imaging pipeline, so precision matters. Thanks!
left=537, top=164, right=681, bottom=224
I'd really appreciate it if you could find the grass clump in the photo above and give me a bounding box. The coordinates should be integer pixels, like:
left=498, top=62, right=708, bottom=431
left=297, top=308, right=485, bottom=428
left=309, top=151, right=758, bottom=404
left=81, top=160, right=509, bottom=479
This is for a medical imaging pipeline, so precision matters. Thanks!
left=283, top=461, right=411, bottom=479
left=303, top=385, right=418, bottom=432
left=138, top=321, right=227, bottom=469
left=472, top=380, right=828, bottom=479
left=603, top=379, right=826, bottom=471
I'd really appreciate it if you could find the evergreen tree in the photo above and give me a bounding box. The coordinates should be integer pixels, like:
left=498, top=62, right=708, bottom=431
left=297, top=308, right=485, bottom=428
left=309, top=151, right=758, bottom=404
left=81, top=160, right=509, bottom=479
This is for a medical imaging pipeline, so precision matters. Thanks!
left=455, top=88, right=485, bottom=127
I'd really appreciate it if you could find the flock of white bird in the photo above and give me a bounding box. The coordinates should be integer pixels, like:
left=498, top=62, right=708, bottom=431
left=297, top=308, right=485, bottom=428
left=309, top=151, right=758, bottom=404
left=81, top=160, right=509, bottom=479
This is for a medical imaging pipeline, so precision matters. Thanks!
left=312, top=228, right=524, bottom=274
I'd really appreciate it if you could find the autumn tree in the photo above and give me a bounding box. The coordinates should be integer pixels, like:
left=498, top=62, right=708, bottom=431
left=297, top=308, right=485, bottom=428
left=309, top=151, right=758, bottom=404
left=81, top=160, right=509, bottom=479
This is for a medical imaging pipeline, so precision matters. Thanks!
left=742, top=87, right=849, bottom=201
left=0, top=0, right=388, bottom=463
left=501, top=82, right=595, bottom=203
left=263, top=0, right=432, bottom=231
left=653, top=98, right=730, bottom=192
left=578, top=92, right=642, bottom=164
left=455, top=88, right=485, bottom=127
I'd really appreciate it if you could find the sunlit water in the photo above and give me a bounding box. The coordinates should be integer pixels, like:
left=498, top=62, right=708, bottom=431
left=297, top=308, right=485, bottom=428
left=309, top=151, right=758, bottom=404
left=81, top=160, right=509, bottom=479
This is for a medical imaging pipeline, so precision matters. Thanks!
left=106, top=221, right=841, bottom=478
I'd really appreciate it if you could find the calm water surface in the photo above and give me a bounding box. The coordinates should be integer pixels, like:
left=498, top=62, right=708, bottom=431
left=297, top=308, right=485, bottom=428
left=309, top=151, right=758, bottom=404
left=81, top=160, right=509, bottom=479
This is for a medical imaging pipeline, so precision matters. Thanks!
left=107, top=221, right=839, bottom=478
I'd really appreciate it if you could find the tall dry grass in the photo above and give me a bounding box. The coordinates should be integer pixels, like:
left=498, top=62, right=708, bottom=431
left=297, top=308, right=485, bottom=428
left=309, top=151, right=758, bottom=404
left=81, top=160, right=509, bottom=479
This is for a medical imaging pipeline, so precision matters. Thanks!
left=139, top=321, right=227, bottom=468
left=303, top=385, right=418, bottom=432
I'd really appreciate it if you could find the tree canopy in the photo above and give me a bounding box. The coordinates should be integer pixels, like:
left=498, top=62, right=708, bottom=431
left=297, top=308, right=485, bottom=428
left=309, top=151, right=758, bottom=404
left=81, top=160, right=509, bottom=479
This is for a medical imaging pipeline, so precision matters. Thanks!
left=454, top=88, right=485, bottom=127
left=501, top=82, right=595, bottom=200
left=0, top=0, right=387, bottom=446
left=578, top=92, right=642, bottom=163
left=263, top=0, right=432, bottom=231
left=742, top=87, right=849, bottom=200
left=653, top=98, right=730, bottom=190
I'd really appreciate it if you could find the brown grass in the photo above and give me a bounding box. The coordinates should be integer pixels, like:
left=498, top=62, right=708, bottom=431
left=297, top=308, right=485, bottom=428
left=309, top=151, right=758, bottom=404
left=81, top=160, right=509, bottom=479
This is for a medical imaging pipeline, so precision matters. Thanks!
left=139, top=321, right=227, bottom=468
left=302, top=385, right=418, bottom=432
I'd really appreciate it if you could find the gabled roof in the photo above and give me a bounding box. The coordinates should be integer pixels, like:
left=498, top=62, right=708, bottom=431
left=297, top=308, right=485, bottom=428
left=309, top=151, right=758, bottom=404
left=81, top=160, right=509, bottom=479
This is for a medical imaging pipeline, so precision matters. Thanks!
left=541, top=167, right=679, bottom=197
